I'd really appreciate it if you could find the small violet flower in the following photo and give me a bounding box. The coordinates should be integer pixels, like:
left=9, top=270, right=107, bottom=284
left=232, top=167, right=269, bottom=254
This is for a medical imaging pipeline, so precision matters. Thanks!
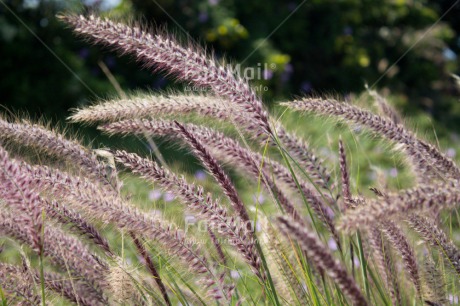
left=163, top=191, right=176, bottom=202
left=149, top=189, right=162, bottom=201
left=194, top=170, right=207, bottom=181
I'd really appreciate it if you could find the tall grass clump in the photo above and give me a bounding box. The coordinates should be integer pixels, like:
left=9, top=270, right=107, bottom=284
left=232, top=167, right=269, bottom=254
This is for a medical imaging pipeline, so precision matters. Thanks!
left=1, top=13, right=459, bottom=305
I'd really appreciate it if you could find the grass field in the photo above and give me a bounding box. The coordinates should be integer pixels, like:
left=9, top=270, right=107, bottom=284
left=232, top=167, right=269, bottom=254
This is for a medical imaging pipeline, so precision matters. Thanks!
left=1, top=13, right=460, bottom=306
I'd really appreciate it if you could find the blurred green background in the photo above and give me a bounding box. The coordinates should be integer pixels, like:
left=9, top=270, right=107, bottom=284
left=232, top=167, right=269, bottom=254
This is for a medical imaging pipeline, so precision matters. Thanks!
left=1, top=0, right=459, bottom=130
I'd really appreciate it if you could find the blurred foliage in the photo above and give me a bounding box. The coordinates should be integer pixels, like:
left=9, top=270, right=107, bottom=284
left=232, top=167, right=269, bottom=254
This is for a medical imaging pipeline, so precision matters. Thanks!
left=0, top=0, right=459, bottom=130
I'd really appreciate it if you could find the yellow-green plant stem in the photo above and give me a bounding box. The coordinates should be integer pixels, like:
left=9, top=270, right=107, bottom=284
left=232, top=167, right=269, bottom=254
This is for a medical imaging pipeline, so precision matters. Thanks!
left=39, top=211, right=46, bottom=306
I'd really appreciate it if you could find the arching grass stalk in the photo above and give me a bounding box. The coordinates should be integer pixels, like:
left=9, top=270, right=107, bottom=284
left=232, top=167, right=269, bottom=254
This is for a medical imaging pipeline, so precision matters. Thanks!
left=0, top=286, right=6, bottom=306
left=356, top=231, right=370, bottom=300
left=141, top=240, right=213, bottom=305
left=271, top=131, right=340, bottom=253
left=252, top=140, right=283, bottom=305
left=350, top=236, right=390, bottom=305
left=292, top=240, right=323, bottom=305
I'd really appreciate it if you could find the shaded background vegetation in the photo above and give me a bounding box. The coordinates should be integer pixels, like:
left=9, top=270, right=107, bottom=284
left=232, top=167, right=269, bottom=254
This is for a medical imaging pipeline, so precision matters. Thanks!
left=1, top=0, right=459, bottom=129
